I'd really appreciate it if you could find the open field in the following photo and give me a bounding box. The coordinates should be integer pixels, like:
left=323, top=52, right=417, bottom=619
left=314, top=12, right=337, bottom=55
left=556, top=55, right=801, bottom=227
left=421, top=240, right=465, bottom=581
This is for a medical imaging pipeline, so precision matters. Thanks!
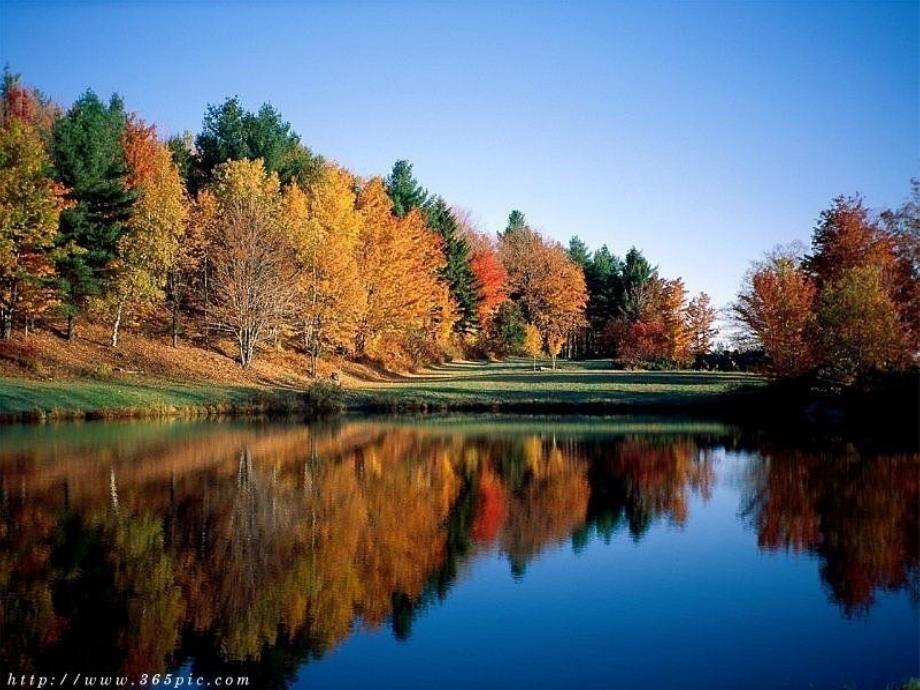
left=347, top=358, right=763, bottom=412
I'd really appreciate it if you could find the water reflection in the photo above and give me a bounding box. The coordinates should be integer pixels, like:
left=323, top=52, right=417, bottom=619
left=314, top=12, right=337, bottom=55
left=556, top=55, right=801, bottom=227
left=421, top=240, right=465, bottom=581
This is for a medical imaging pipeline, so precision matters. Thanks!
left=0, top=418, right=916, bottom=683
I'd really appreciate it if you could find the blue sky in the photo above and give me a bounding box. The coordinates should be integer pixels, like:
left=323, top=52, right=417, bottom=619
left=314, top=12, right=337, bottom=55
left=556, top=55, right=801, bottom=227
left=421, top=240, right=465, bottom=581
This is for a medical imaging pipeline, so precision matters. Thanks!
left=1, top=0, right=916, bottom=309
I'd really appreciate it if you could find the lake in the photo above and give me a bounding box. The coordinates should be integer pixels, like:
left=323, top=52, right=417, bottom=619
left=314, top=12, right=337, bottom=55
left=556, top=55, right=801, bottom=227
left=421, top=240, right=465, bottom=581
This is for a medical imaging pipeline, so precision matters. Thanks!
left=0, top=417, right=916, bottom=689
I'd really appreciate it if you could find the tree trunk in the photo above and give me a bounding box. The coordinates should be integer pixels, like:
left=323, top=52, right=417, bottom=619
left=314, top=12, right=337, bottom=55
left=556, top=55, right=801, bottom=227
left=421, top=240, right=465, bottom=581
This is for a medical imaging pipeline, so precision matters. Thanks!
left=532, top=356, right=536, bottom=371
left=171, top=298, right=180, bottom=348
left=111, top=299, right=125, bottom=348
left=0, top=307, right=11, bottom=341
left=66, top=313, right=76, bottom=341
left=239, top=328, right=255, bottom=369
left=310, top=350, right=317, bottom=378
left=552, top=354, right=557, bottom=370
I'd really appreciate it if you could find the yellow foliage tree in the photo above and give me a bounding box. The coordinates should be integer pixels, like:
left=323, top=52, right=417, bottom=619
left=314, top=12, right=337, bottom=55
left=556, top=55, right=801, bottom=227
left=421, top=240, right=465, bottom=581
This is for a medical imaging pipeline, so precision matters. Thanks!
left=205, top=159, right=297, bottom=368
left=0, top=119, right=65, bottom=339
left=523, top=323, right=542, bottom=370
left=283, top=164, right=365, bottom=375
left=107, top=119, right=186, bottom=347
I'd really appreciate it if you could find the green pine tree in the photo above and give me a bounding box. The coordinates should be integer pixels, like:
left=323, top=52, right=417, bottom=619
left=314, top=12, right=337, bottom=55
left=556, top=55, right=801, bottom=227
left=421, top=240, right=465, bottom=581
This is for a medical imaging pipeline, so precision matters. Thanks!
left=502, top=209, right=527, bottom=237
left=52, top=91, right=135, bottom=339
left=384, top=159, right=429, bottom=218
left=568, top=236, right=591, bottom=267
left=193, top=97, right=323, bottom=191
left=426, top=197, right=480, bottom=333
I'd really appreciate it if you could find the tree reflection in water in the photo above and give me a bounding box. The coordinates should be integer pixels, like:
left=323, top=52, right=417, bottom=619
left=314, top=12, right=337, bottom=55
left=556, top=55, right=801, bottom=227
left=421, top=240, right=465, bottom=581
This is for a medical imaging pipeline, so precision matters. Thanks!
left=0, top=419, right=916, bottom=684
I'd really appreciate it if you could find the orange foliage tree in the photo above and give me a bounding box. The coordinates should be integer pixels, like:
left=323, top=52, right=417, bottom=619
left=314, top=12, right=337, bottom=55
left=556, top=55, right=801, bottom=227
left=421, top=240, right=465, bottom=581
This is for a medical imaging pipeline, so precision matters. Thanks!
left=500, top=226, right=586, bottom=360
left=354, top=178, right=451, bottom=368
left=466, top=230, right=508, bottom=327
left=734, top=251, right=816, bottom=376
left=686, top=292, right=717, bottom=356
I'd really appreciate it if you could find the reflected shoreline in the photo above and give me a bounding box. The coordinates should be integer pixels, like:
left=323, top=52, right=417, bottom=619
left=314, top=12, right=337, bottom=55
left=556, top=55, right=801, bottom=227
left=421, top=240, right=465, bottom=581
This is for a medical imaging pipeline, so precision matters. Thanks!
left=1, top=417, right=917, bottom=684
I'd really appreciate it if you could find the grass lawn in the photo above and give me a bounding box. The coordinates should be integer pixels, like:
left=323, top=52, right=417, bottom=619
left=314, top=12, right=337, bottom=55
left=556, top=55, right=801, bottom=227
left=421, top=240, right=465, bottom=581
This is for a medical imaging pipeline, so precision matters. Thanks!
left=348, top=358, right=764, bottom=411
left=0, top=378, right=285, bottom=420
left=0, top=358, right=765, bottom=420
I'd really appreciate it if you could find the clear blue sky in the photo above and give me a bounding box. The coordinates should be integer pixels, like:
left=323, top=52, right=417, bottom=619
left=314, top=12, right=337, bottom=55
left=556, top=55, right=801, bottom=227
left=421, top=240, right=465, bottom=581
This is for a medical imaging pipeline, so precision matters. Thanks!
left=1, top=0, right=916, bottom=310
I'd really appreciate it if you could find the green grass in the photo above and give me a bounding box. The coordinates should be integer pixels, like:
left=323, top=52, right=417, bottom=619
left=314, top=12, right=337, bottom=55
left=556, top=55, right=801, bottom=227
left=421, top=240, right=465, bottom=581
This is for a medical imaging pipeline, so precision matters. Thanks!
left=0, top=359, right=764, bottom=421
left=0, top=377, right=343, bottom=421
left=348, top=358, right=764, bottom=412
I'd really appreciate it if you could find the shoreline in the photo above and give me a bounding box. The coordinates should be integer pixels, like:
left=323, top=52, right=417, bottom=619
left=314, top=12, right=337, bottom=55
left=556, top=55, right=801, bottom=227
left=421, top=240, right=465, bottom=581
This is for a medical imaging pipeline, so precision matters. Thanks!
left=2, top=373, right=916, bottom=448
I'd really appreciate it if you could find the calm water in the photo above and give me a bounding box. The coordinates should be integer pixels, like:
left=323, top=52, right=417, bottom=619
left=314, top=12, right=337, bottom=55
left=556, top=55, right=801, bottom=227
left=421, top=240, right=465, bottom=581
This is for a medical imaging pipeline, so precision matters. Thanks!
left=0, top=417, right=917, bottom=689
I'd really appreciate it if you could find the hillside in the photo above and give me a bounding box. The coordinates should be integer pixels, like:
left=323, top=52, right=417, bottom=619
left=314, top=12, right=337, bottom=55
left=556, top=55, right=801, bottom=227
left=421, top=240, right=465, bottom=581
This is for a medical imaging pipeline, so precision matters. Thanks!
left=0, top=325, right=764, bottom=420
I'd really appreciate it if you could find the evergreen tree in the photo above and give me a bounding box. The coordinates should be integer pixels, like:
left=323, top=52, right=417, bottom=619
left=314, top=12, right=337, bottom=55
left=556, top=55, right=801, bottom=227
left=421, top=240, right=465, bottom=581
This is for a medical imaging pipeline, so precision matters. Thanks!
left=568, top=236, right=591, bottom=268
left=620, top=247, right=657, bottom=321
left=585, top=245, right=624, bottom=331
left=52, top=91, right=134, bottom=339
left=487, top=300, right=526, bottom=355
left=166, top=131, right=195, bottom=187
left=193, top=97, right=322, bottom=191
left=426, top=197, right=480, bottom=333
left=385, top=159, right=428, bottom=218
left=502, top=209, right=527, bottom=237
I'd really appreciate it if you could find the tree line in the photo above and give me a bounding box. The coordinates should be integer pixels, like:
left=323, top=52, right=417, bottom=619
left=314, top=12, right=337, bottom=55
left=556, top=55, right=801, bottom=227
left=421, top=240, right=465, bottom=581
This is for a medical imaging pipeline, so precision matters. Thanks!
left=1, top=69, right=915, bottom=383
left=733, top=187, right=919, bottom=386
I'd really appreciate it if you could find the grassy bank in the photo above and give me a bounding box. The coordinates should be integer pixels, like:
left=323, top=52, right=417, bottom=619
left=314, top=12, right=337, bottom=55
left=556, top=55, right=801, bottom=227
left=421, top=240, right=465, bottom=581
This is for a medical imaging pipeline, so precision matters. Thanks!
left=1, top=359, right=762, bottom=422
left=0, top=377, right=343, bottom=422
left=347, top=358, right=764, bottom=413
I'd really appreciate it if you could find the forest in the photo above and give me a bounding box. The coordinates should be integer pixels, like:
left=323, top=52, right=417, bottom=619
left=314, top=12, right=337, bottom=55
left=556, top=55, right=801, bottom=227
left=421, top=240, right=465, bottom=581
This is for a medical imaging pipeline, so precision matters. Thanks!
left=1, top=69, right=917, bottom=389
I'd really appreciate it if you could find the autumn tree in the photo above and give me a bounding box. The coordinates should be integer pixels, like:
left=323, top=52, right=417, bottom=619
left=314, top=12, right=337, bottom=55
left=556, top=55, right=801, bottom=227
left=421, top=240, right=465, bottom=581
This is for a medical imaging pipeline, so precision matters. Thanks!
left=658, top=278, right=691, bottom=362
left=164, top=191, right=207, bottom=348
left=686, top=292, right=717, bottom=356
left=0, top=119, right=65, bottom=338
left=1, top=69, right=59, bottom=139
left=205, top=159, right=297, bottom=368
left=804, top=196, right=896, bottom=288
left=881, top=179, right=920, bottom=350
left=618, top=319, right=669, bottom=367
left=52, top=91, right=134, bottom=339
left=284, top=164, right=364, bottom=375
left=354, top=178, right=449, bottom=367
left=734, top=250, right=816, bottom=376
left=500, top=225, right=546, bottom=308
left=384, top=162, right=479, bottom=334
left=523, top=323, right=542, bottom=370
left=105, top=118, right=186, bottom=347
left=501, top=227, right=586, bottom=357
left=537, top=244, right=588, bottom=361
left=454, top=207, right=508, bottom=331
left=802, top=195, right=914, bottom=383
left=814, top=265, right=906, bottom=385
